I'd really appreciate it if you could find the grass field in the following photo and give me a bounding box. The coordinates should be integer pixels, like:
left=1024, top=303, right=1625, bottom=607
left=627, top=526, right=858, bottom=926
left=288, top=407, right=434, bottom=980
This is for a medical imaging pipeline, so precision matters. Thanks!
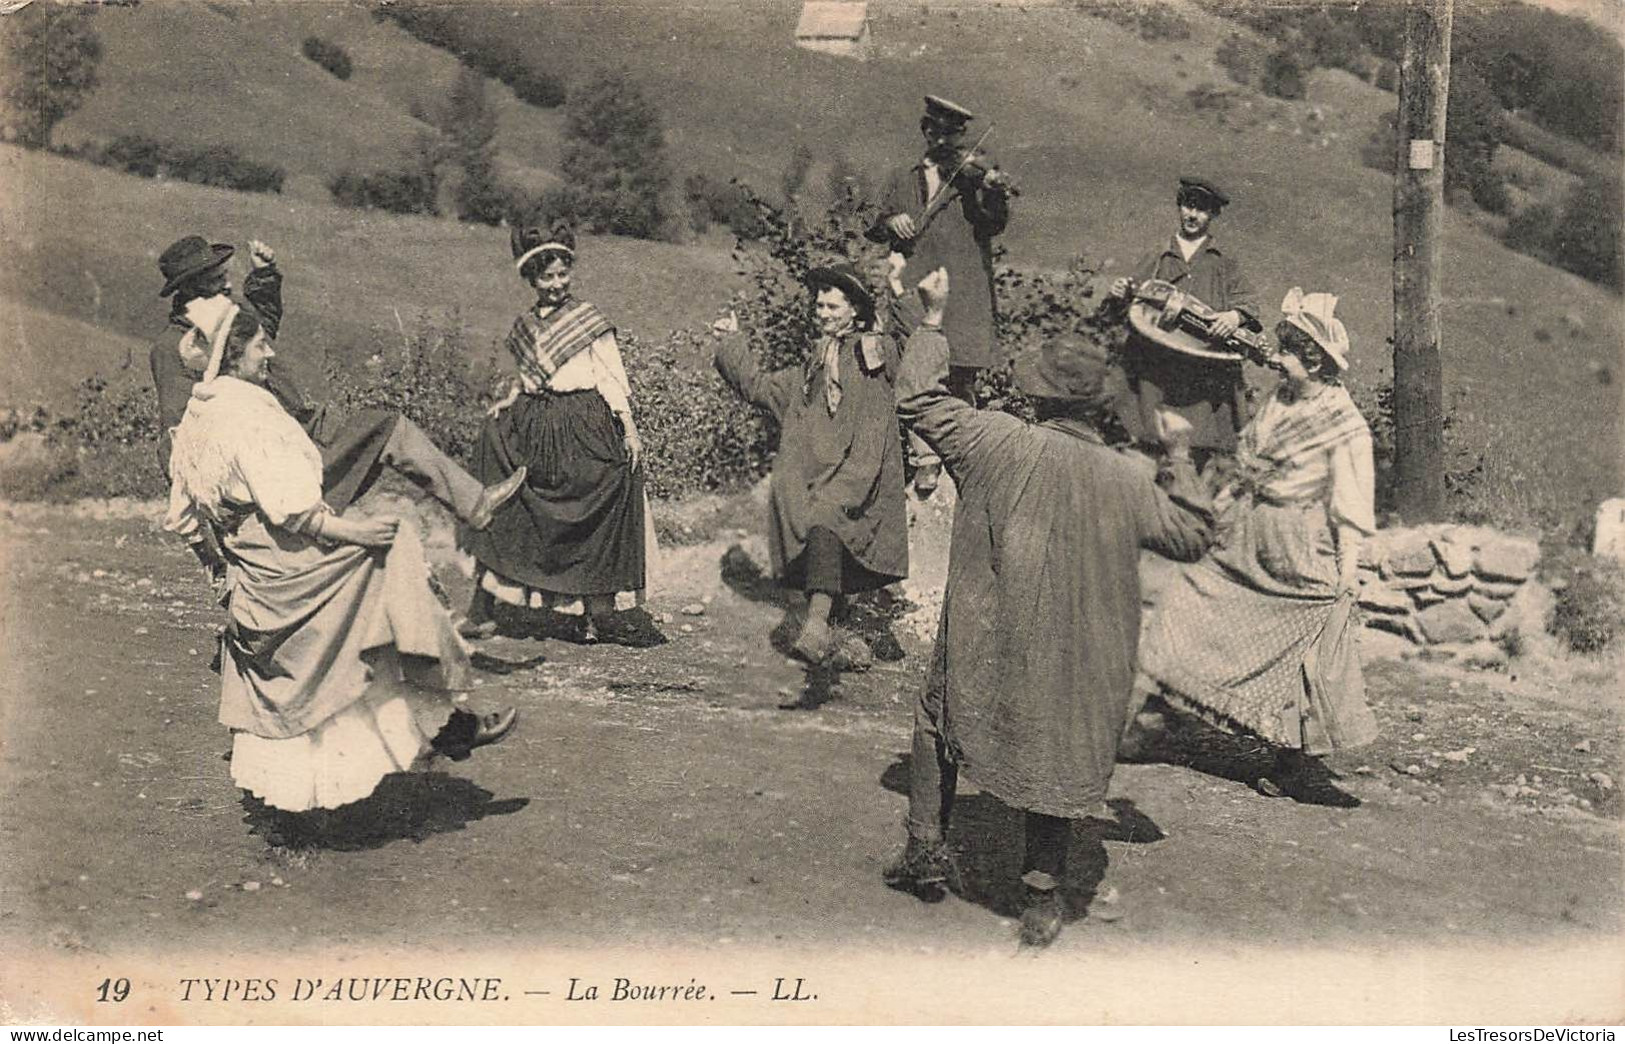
left=5, top=0, right=1621, bottom=529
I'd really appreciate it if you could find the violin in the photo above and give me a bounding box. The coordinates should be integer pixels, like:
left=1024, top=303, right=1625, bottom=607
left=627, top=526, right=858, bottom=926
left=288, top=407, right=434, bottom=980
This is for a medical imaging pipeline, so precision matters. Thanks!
left=951, top=149, right=1020, bottom=197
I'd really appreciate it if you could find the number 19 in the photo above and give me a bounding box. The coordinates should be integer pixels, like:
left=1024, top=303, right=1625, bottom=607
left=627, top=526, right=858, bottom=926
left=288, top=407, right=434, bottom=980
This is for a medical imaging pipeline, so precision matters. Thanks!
left=96, top=977, right=130, bottom=1003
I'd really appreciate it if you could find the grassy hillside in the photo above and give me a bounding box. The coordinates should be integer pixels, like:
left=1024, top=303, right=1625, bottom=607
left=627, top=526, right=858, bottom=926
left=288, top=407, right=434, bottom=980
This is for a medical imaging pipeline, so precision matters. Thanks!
left=52, top=1, right=565, bottom=202
left=0, top=146, right=742, bottom=406
left=6, top=0, right=1621, bottom=526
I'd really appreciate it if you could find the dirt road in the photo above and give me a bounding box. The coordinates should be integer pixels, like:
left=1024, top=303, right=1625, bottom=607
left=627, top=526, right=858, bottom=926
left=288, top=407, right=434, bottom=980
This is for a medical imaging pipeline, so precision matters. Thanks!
left=1, top=499, right=1620, bottom=1021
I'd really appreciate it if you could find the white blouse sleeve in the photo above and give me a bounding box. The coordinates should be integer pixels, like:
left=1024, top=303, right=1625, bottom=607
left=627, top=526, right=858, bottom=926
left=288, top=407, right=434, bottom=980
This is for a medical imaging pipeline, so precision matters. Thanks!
left=229, top=405, right=326, bottom=528
left=587, top=330, right=634, bottom=420
left=1327, top=431, right=1376, bottom=536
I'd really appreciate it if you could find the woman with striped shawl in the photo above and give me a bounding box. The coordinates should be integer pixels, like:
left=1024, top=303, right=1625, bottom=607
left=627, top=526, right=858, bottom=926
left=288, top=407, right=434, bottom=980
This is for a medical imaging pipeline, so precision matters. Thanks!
left=1136, top=288, right=1378, bottom=798
left=462, top=222, right=660, bottom=646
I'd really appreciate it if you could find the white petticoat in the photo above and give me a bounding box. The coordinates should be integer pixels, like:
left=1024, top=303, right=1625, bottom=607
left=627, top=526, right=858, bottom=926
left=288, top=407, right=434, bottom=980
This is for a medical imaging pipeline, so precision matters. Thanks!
left=230, top=678, right=454, bottom=813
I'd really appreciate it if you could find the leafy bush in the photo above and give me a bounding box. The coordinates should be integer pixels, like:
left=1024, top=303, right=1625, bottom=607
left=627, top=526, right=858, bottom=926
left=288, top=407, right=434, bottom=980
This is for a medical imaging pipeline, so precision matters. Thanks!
left=682, top=173, right=768, bottom=239
left=0, top=377, right=166, bottom=501
left=1260, top=50, right=1306, bottom=100
left=72, top=135, right=285, bottom=194
left=374, top=2, right=565, bottom=109
left=0, top=3, right=101, bottom=149
left=1069, top=0, right=1191, bottom=41
left=1215, top=33, right=1263, bottom=89
left=1548, top=172, right=1623, bottom=290
left=554, top=68, right=674, bottom=240
left=323, top=313, right=492, bottom=466
left=1550, top=557, right=1625, bottom=653
left=1373, top=59, right=1399, bottom=94
left=302, top=36, right=353, bottom=80
left=328, top=166, right=438, bottom=215
left=623, top=329, right=776, bottom=499
left=1500, top=173, right=1623, bottom=291
left=1197, top=0, right=1622, bottom=154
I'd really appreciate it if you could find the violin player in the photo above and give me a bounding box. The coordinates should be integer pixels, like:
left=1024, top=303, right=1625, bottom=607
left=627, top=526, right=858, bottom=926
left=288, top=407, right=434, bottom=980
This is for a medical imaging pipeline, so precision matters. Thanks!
left=867, top=94, right=1013, bottom=496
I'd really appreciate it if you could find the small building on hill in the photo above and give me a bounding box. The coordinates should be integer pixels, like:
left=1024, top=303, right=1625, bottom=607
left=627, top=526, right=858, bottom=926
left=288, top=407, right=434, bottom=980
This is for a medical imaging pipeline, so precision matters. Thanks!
left=795, top=1, right=872, bottom=59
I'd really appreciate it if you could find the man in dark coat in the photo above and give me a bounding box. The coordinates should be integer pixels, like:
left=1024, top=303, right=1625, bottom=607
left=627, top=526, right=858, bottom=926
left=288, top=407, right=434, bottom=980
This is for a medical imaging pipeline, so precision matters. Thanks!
left=713, top=262, right=908, bottom=668
left=867, top=95, right=1013, bottom=494
left=1110, top=176, right=1261, bottom=468
left=150, top=235, right=526, bottom=576
left=886, top=327, right=1213, bottom=948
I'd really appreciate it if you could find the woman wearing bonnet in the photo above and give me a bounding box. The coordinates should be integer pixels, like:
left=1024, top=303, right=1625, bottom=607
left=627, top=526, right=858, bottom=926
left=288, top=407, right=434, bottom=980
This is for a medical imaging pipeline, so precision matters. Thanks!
left=1134, top=288, right=1379, bottom=799
left=461, top=221, right=661, bottom=646
left=164, top=309, right=518, bottom=827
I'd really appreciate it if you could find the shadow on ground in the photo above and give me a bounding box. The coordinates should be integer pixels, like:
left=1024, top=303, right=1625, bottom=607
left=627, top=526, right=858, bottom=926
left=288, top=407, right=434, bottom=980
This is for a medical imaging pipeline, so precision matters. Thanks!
left=241, top=773, right=530, bottom=852
left=879, top=753, right=1166, bottom=923
left=1122, top=696, right=1361, bottom=808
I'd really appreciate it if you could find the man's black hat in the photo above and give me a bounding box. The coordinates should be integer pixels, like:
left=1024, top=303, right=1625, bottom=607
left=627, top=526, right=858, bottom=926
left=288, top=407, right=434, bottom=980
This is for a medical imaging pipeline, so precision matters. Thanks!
left=158, top=235, right=234, bottom=298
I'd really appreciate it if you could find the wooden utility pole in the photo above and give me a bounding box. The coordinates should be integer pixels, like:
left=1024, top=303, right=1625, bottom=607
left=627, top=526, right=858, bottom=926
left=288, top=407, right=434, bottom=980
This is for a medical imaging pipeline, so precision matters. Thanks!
left=1392, top=0, right=1453, bottom=522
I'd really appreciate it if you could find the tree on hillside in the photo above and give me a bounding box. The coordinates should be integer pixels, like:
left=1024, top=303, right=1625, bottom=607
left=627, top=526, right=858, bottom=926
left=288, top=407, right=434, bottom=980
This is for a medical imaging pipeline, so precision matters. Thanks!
left=1550, top=171, right=1623, bottom=292
left=557, top=68, right=672, bottom=240
left=445, top=66, right=506, bottom=225
left=1443, top=62, right=1507, bottom=213
left=0, top=4, right=102, bottom=149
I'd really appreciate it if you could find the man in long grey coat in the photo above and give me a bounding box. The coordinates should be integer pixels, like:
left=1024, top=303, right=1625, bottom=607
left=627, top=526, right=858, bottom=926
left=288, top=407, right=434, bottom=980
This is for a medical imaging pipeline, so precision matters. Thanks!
left=886, top=329, right=1213, bottom=948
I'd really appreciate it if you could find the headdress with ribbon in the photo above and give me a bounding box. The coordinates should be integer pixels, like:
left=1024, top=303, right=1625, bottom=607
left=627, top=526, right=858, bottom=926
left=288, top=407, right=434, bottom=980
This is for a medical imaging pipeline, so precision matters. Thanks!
left=1279, top=287, right=1350, bottom=371
left=198, top=303, right=242, bottom=383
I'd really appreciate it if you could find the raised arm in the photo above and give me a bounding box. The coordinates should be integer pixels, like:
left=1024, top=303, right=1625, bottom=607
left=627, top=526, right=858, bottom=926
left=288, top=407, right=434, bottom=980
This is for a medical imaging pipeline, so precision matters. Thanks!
left=243, top=241, right=284, bottom=339
left=895, top=323, right=1024, bottom=484
left=713, top=330, right=796, bottom=423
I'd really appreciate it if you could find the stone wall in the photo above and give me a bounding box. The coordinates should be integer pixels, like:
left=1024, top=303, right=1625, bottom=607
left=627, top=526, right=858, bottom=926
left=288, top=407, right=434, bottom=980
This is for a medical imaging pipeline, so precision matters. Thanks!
left=1356, top=525, right=1542, bottom=656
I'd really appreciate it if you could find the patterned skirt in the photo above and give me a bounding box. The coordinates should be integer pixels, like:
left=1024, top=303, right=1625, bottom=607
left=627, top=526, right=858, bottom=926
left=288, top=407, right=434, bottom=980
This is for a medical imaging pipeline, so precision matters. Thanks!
left=1138, top=497, right=1377, bottom=754
left=464, top=387, right=650, bottom=608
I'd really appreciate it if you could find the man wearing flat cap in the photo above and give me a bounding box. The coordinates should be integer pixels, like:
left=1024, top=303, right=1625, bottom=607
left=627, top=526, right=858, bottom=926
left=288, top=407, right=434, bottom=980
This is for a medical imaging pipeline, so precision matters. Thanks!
left=1110, top=175, right=1261, bottom=469
left=713, top=261, right=908, bottom=670
left=150, top=235, right=527, bottom=568
left=868, top=94, right=1013, bottom=495
left=886, top=329, right=1212, bottom=948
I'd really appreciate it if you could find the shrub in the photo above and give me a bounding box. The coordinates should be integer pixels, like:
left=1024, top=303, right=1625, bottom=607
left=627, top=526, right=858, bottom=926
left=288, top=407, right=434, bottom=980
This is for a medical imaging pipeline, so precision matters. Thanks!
left=1549, top=171, right=1623, bottom=291
left=446, top=68, right=503, bottom=226
left=0, top=376, right=166, bottom=501
left=302, top=36, right=353, bottom=80
left=682, top=173, right=768, bottom=240
left=1550, top=557, right=1625, bottom=653
left=1501, top=173, right=1623, bottom=292
left=374, top=2, right=565, bottom=109
left=1215, top=33, right=1262, bottom=89
left=77, top=135, right=286, bottom=194
left=328, top=167, right=438, bottom=215
left=1260, top=50, right=1306, bottom=100
left=1373, top=59, right=1399, bottom=93
left=556, top=68, right=673, bottom=240
left=0, top=3, right=101, bottom=148
left=623, top=329, right=776, bottom=499
left=324, top=312, right=492, bottom=466
left=1069, top=0, right=1191, bottom=41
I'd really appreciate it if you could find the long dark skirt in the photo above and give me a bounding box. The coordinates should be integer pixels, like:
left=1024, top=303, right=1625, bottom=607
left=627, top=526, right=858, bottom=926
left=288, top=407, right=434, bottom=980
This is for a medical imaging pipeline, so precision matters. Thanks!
left=465, top=387, right=645, bottom=598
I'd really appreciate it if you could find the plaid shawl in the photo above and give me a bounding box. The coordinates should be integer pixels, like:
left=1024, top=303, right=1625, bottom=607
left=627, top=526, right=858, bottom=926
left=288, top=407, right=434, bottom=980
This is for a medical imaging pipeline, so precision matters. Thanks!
left=505, top=300, right=614, bottom=387
left=1233, top=383, right=1368, bottom=497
